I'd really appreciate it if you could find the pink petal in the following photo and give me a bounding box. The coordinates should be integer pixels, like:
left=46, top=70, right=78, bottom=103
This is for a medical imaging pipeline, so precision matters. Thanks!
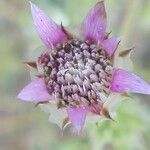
left=67, top=106, right=87, bottom=134
left=82, top=1, right=107, bottom=43
left=17, top=78, right=51, bottom=102
left=101, top=37, right=120, bottom=57
left=30, top=2, right=67, bottom=48
left=110, top=69, right=150, bottom=95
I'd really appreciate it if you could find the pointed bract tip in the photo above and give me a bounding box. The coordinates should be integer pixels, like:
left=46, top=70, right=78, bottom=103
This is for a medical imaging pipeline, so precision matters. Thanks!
left=105, top=31, right=112, bottom=39
left=100, top=107, right=114, bottom=121
left=119, top=47, right=134, bottom=57
left=60, top=22, right=73, bottom=39
left=121, top=93, right=132, bottom=99
left=23, top=61, right=37, bottom=69
left=62, top=117, right=69, bottom=129
left=34, top=101, right=49, bottom=108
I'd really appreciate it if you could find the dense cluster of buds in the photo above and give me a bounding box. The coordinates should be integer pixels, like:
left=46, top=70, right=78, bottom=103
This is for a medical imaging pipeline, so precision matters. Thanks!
left=38, top=38, right=113, bottom=108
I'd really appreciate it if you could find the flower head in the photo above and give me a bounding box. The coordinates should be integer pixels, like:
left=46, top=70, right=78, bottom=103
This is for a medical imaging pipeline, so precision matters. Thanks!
left=18, top=1, right=150, bottom=134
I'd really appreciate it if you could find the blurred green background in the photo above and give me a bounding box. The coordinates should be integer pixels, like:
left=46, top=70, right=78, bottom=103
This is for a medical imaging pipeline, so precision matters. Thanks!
left=0, top=0, right=150, bottom=150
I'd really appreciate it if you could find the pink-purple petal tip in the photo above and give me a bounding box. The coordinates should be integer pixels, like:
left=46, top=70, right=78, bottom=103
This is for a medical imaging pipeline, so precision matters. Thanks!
left=17, top=78, right=51, bottom=102
left=67, top=106, right=88, bottom=134
left=30, top=2, right=67, bottom=48
left=101, top=37, right=121, bottom=57
left=110, top=69, right=150, bottom=95
left=82, top=1, right=107, bottom=43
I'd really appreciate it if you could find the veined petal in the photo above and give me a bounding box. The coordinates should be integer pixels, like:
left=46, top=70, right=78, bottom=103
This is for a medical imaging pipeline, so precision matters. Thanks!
left=30, top=2, right=67, bottom=48
left=101, top=37, right=120, bottom=57
left=67, top=106, right=88, bottom=134
left=110, top=69, right=150, bottom=95
left=82, top=1, right=107, bottom=42
left=17, top=78, right=51, bottom=102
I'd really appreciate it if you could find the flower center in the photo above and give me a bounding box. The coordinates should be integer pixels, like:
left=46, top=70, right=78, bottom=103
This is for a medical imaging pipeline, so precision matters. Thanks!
left=38, top=38, right=113, bottom=107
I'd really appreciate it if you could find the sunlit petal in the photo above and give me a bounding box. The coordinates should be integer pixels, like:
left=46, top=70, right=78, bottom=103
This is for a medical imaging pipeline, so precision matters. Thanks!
left=30, top=2, right=67, bottom=48
left=110, top=69, right=150, bottom=95
left=82, top=1, right=107, bottom=43
left=67, top=106, right=88, bottom=134
left=17, top=78, right=51, bottom=102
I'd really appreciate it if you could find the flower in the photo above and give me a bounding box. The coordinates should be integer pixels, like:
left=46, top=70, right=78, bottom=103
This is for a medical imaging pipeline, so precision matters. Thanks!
left=17, top=1, right=150, bottom=134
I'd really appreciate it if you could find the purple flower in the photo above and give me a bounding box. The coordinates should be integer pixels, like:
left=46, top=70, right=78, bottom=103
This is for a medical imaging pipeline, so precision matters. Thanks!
left=18, top=1, right=150, bottom=134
